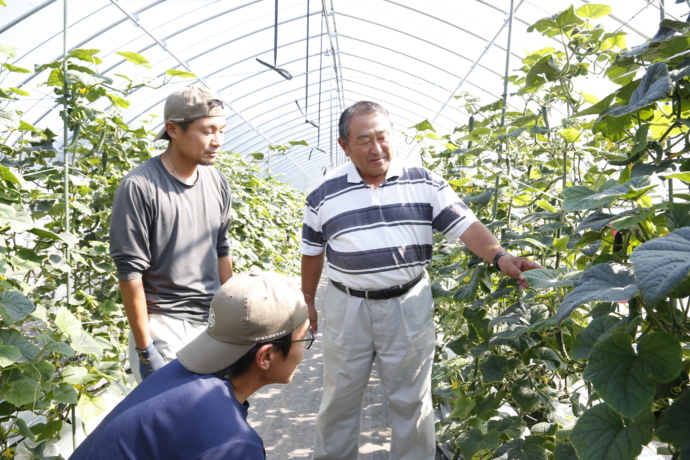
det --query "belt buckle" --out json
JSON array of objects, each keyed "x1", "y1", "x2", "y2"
[
  {"x1": 365, "y1": 289, "x2": 369, "y2": 300},
  {"x1": 345, "y1": 286, "x2": 351, "y2": 296}
]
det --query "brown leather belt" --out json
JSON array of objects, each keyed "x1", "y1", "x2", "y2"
[{"x1": 331, "y1": 273, "x2": 424, "y2": 300}]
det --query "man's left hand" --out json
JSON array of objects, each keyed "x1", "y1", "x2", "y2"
[{"x1": 497, "y1": 256, "x2": 543, "y2": 290}]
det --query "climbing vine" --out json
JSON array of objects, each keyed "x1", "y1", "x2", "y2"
[
  {"x1": 0, "y1": 44, "x2": 303, "y2": 458},
  {"x1": 423, "y1": 5, "x2": 690, "y2": 460}
]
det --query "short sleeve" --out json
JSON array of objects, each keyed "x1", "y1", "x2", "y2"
[
  {"x1": 109, "y1": 177, "x2": 153, "y2": 280},
  {"x1": 429, "y1": 172, "x2": 478, "y2": 243}
]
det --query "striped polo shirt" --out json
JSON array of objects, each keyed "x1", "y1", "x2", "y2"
[{"x1": 299, "y1": 157, "x2": 478, "y2": 290}]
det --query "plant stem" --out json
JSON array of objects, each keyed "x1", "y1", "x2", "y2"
[{"x1": 641, "y1": 300, "x2": 670, "y2": 334}]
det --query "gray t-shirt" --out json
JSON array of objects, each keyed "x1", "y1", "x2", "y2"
[{"x1": 109, "y1": 156, "x2": 232, "y2": 322}]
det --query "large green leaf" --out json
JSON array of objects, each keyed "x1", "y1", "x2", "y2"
[
  {"x1": 575, "y1": 4, "x2": 611, "y2": 19},
  {"x1": 525, "y1": 347, "x2": 562, "y2": 370},
  {"x1": 527, "y1": 17, "x2": 559, "y2": 36},
  {"x1": 0, "y1": 164, "x2": 27, "y2": 187},
  {"x1": 572, "y1": 92, "x2": 616, "y2": 117},
  {"x1": 0, "y1": 344, "x2": 21, "y2": 367},
  {"x1": 36, "y1": 334, "x2": 75, "y2": 357},
  {"x1": 0, "y1": 44, "x2": 17, "y2": 59},
  {"x1": 0, "y1": 203, "x2": 34, "y2": 233},
  {"x1": 621, "y1": 20, "x2": 688, "y2": 57},
  {"x1": 61, "y1": 365, "x2": 98, "y2": 385},
  {"x1": 116, "y1": 51, "x2": 149, "y2": 66},
  {"x1": 603, "y1": 63, "x2": 672, "y2": 117},
  {"x1": 556, "y1": 263, "x2": 638, "y2": 322},
  {"x1": 77, "y1": 393, "x2": 108, "y2": 426},
  {"x1": 0, "y1": 290, "x2": 35, "y2": 324},
  {"x1": 489, "y1": 302, "x2": 549, "y2": 327},
  {"x1": 493, "y1": 438, "x2": 549, "y2": 460},
  {"x1": 0, "y1": 109, "x2": 20, "y2": 129},
  {"x1": 570, "y1": 404, "x2": 654, "y2": 460},
  {"x1": 166, "y1": 69, "x2": 196, "y2": 78},
  {"x1": 610, "y1": 209, "x2": 655, "y2": 231},
  {"x1": 571, "y1": 315, "x2": 620, "y2": 360},
  {"x1": 52, "y1": 382, "x2": 79, "y2": 405},
  {"x1": 511, "y1": 379, "x2": 555, "y2": 413},
  {"x1": 67, "y1": 48, "x2": 102, "y2": 64},
  {"x1": 70, "y1": 330, "x2": 104, "y2": 357},
  {"x1": 519, "y1": 268, "x2": 580, "y2": 289},
  {"x1": 554, "y1": 443, "x2": 578, "y2": 460},
  {"x1": 2, "y1": 379, "x2": 41, "y2": 407},
  {"x1": 656, "y1": 390, "x2": 690, "y2": 451},
  {"x1": 555, "y1": 5, "x2": 584, "y2": 28},
  {"x1": 488, "y1": 416, "x2": 525, "y2": 439},
  {"x1": 630, "y1": 227, "x2": 690, "y2": 305},
  {"x1": 29, "y1": 228, "x2": 80, "y2": 247},
  {"x1": 430, "y1": 276, "x2": 459, "y2": 299},
  {"x1": 411, "y1": 120, "x2": 435, "y2": 132},
  {"x1": 480, "y1": 354, "x2": 509, "y2": 383},
  {"x1": 562, "y1": 177, "x2": 649, "y2": 212},
  {"x1": 22, "y1": 360, "x2": 55, "y2": 382},
  {"x1": 576, "y1": 210, "x2": 616, "y2": 232},
  {"x1": 66, "y1": 69, "x2": 108, "y2": 87},
  {"x1": 456, "y1": 428, "x2": 499, "y2": 459},
  {"x1": 525, "y1": 56, "x2": 562, "y2": 88},
  {"x1": 15, "y1": 418, "x2": 34, "y2": 442},
  {"x1": 2, "y1": 63, "x2": 31, "y2": 74},
  {"x1": 476, "y1": 389, "x2": 506, "y2": 415},
  {"x1": 449, "y1": 395, "x2": 476, "y2": 419},
  {"x1": 583, "y1": 332, "x2": 682, "y2": 418},
  {"x1": 54, "y1": 307, "x2": 82, "y2": 337},
  {"x1": 0, "y1": 329, "x2": 40, "y2": 361}
]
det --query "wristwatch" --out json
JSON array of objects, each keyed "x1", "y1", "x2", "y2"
[{"x1": 492, "y1": 252, "x2": 512, "y2": 271}]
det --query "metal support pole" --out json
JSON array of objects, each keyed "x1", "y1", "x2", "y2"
[
  {"x1": 492, "y1": 0, "x2": 514, "y2": 220},
  {"x1": 499, "y1": 0, "x2": 514, "y2": 133},
  {"x1": 62, "y1": 0, "x2": 75, "y2": 449},
  {"x1": 62, "y1": 0, "x2": 72, "y2": 306}
]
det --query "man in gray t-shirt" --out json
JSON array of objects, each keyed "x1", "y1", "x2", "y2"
[{"x1": 110, "y1": 85, "x2": 233, "y2": 382}]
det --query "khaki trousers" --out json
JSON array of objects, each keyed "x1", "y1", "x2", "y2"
[
  {"x1": 128, "y1": 313, "x2": 206, "y2": 383},
  {"x1": 313, "y1": 274, "x2": 436, "y2": 460}
]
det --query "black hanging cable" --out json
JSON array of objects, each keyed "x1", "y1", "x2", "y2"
[
  {"x1": 256, "y1": 0, "x2": 292, "y2": 80},
  {"x1": 297, "y1": 0, "x2": 320, "y2": 139},
  {"x1": 319, "y1": 5, "x2": 333, "y2": 169},
  {"x1": 317, "y1": 4, "x2": 324, "y2": 155},
  {"x1": 305, "y1": 0, "x2": 310, "y2": 113},
  {"x1": 274, "y1": 0, "x2": 278, "y2": 67}
]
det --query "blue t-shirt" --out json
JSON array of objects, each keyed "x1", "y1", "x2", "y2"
[{"x1": 70, "y1": 360, "x2": 265, "y2": 459}]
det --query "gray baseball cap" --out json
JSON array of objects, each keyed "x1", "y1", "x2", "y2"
[
  {"x1": 177, "y1": 271, "x2": 308, "y2": 374},
  {"x1": 154, "y1": 85, "x2": 228, "y2": 141}
]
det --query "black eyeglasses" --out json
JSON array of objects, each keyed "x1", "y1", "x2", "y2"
[
  {"x1": 290, "y1": 328, "x2": 315, "y2": 349},
  {"x1": 208, "y1": 99, "x2": 225, "y2": 110}
]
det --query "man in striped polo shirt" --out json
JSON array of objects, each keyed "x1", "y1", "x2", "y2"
[{"x1": 300, "y1": 101, "x2": 541, "y2": 460}]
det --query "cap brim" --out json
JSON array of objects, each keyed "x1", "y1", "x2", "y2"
[
  {"x1": 154, "y1": 125, "x2": 170, "y2": 141},
  {"x1": 177, "y1": 329, "x2": 254, "y2": 374}
]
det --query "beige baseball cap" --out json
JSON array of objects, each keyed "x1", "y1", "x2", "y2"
[
  {"x1": 154, "y1": 85, "x2": 228, "y2": 141},
  {"x1": 177, "y1": 271, "x2": 308, "y2": 374}
]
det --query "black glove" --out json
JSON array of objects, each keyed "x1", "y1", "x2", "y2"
[{"x1": 135, "y1": 342, "x2": 165, "y2": 380}]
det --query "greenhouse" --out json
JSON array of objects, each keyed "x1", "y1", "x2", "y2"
[{"x1": 1, "y1": 0, "x2": 690, "y2": 458}]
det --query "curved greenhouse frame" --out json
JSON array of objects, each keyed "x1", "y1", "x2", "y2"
[{"x1": 1, "y1": 1, "x2": 689, "y2": 459}]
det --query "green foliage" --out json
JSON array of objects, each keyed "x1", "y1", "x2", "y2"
[
  {"x1": 0, "y1": 45, "x2": 304, "y2": 457},
  {"x1": 428, "y1": 5, "x2": 690, "y2": 459},
  {"x1": 217, "y1": 153, "x2": 304, "y2": 275}
]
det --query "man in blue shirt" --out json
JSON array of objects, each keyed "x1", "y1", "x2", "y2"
[{"x1": 70, "y1": 271, "x2": 313, "y2": 460}]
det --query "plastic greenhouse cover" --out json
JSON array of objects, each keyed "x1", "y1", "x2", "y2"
[{"x1": 0, "y1": 0, "x2": 686, "y2": 190}]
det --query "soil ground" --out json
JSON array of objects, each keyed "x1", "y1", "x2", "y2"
[{"x1": 247, "y1": 275, "x2": 394, "y2": 459}]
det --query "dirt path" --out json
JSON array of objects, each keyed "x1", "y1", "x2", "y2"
[{"x1": 247, "y1": 275, "x2": 392, "y2": 459}]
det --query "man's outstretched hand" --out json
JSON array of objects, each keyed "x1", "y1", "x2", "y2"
[{"x1": 497, "y1": 256, "x2": 543, "y2": 290}]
